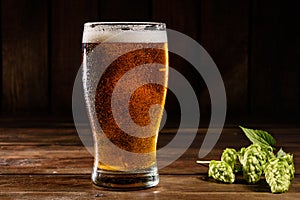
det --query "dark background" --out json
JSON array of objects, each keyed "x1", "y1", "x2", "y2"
[{"x1": 1, "y1": 0, "x2": 300, "y2": 124}]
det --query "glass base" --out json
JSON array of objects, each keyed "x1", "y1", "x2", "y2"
[{"x1": 92, "y1": 168, "x2": 159, "y2": 190}]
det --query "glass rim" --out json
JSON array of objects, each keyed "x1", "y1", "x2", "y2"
[{"x1": 84, "y1": 22, "x2": 166, "y2": 31}]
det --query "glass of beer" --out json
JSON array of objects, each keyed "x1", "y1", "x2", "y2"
[{"x1": 82, "y1": 22, "x2": 168, "y2": 189}]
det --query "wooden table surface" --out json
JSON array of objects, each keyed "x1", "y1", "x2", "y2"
[{"x1": 0, "y1": 120, "x2": 299, "y2": 199}]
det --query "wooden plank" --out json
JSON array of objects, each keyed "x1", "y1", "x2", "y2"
[
  {"x1": 0, "y1": 117, "x2": 74, "y2": 128},
  {"x1": 152, "y1": 0, "x2": 199, "y2": 40},
  {"x1": 1, "y1": 144, "x2": 298, "y2": 175},
  {"x1": 1, "y1": 126, "x2": 300, "y2": 147},
  {"x1": 0, "y1": 144, "x2": 205, "y2": 175},
  {"x1": 0, "y1": 175, "x2": 299, "y2": 199},
  {"x1": 0, "y1": 0, "x2": 2, "y2": 112},
  {"x1": 1, "y1": 0, "x2": 48, "y2": 113},
  {"x1": 200, "y1": 0, "x2": 249, "y2": 116},
  {"x1": 250, "y1": 0, "x2": 300, "y2": 117},
  {"x1": 0, "y1": 127, "x2": 299, "y2": 175},
  {"x1": 0, "y1": 127, "x2": 81, "y2": 145},
  {"x1": 1, "y1": 193, "x2": 299, "y2": 200},
  {"x1": 152, "y1": 0, "x2": 204, "y2": 119},
  {"x1": 0, "y1": 126, "x2": 299, "y2": 198},
  {"x1": 51, "y1": 0, "x2": 99, "y2": 115},
  {"x1": 0, "y1": 145, "x2": 92, "y2": 175},
  {"x1": 100, "y1": 0, "x2": 151, "y2": 21}
]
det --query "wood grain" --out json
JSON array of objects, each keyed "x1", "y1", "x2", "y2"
[
  {"x1": 0, "y1": 127, "x2": 299, "y2": 175},
  {"x1": 1, "y1": 0, "x2": 48, "y2": 113},
  {"x1": 0, "y1": 0, "x2": 299, "y2": 119},
  {"x1": 152, "y1": 0, "x2": 199, "y2": 40},
  {"x1": 250, "y1": 0, "x2": 300, "y2": 116},
  {"x1": 0, "y1": 145, "x2": 92, "y2": 175},
  {"x1": 0, "y1": 124, "x2": 299, "y2": 199},
  {"x1": 100, "y1": 0, "x2": 151, "y2": 21},
  {"x1": 0, "y1": 127, "x2": 81, "y2": 145},
  {"x1": 152, "y1": 0, "x2": 206, "y2": 119},
  {"x1": 51, "y1": 0, "x2": 99, "y2": 115},
  {"x1": 0, "y1": 175, "x2": 299, "y2": 200},
  {"x1": 200, "y1": 0, "x2": 249, "y2": 115}
]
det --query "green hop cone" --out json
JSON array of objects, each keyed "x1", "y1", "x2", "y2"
[
  {"x1": 264, "y1": 157, "x2": 292, "y2": 193},
  {"x1": 242, "y1": 155, "x2": 263, "y2": 183},
  {"x1": 221, "y1": 148, "x2": 238, "y2": 170},
  {"x1": 208, "y1": 160, "x2": 235, "y2": 184},
  {"x1": 241, "y1": 144, "x2": 268, "y2": 167},
  {"x1": 276, "y1": 148, "x2": 295, "y2": 180},
  {"x1": 239, "y1": 144, "x2": 269, "y2": 183}
]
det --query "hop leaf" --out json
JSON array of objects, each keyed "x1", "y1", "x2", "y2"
[
  {"x1": 239, "y1": 126, "x2": 276, "y2": 150},
  {"x1": 265, "y1": 157, "x2": 292, "y2": 193},
  {"x1": 208, "y1": 160, "x2": 235, "y2": 184}
]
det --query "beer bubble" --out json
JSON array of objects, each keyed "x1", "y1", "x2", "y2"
[{"x1": 73, "y1": 27, "x2": 227, "y2": 170}]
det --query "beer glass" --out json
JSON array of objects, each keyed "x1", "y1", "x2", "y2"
[{"x1": 82, "y1": 22, "x2": 168, "y2": 189}]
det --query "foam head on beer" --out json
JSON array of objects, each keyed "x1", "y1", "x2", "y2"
[{"x1": 82, "y1": 22, "x2": 167, "y2": 43}]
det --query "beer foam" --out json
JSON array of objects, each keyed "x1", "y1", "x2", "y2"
[{"x1": 82, "y1": 23, "x2": 167, "y2": 43}]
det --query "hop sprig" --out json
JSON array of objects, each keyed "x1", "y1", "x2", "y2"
[
  {"x1": 208, "y1": 160, "x2": 235, "y2": 183},
  {"x1": 200, "y1": 126, "x2": 295, "y2": 194}
]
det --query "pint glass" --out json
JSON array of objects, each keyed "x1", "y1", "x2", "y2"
[{"x1": 82, "y1": 22, "x2": 168, "y2": 189}]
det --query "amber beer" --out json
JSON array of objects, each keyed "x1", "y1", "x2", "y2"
[{"x1": 82, "y1": 23, "x2": 168, "y2": 189}]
